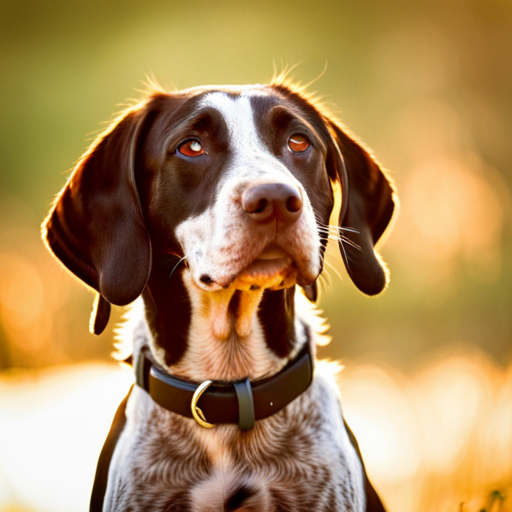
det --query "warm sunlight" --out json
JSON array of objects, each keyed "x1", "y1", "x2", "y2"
[
  {"x1": 338, "y1": 350, "x2": 512, "y2": 512},
  {"x1": 1, "y1": 1, "x2": 511, "y2": 510},
  {"x1": 1, "y1": 352, "x2": 510, "y2": 512},
  {"x1": 0, "y1": 363, "x2": 133, "y2": 512}
]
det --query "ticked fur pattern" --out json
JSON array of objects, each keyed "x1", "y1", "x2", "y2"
[{"x1": 108, "y1": 297, "x2": 365, "y2": 512}]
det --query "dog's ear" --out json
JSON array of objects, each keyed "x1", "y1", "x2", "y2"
[
  {"x1": 325, "y1": 120, "x2": 397, "y2": 295},
  {"x1": 42, "y1": 103, "x2": 154, "y2": 334}
]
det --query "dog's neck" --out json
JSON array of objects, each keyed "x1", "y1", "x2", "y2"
[{"x1": 140, "y1": 254, "x2": 301, "y2": 382}]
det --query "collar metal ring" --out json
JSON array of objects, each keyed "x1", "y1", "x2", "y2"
[{"x1": 191, "y1": 380, "x2": 215, "y2": 428}]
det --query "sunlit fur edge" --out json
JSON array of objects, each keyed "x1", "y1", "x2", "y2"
[
  {"x1": 39, "y1": 101, "x2": 150, "y2": 322},
  {"x1": 294, "y1": 288, "x2": 332, "y2": 348},
  {"x1": 270, "y1": 74, "x2": 399, "y2": 296},
  {"x1": 42, "y1": 77, "x2": 397, "y2": 354},
  {"x1": 112, "y1": 298, "x2": 146, "y2": 362}
]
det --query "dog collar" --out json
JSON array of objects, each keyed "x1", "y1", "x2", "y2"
[{"x1": 135, "y1": 341, "x2": 314, "y2": 430}]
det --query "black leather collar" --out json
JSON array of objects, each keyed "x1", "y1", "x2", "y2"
[{"x1": 135, "y1": 339, "x2": 314, "y2": 430}]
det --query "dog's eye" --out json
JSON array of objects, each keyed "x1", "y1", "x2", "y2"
[
  {"x1": 288, "y1": 135, "x2": 310, "y2": 153},
  {"x1": 177, "y1": 140, "x2": 206, "y2": 157}
]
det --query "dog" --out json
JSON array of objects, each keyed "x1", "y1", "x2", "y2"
[{"x1": 42, "y1": 79, "x2": 397, "y2": 512}]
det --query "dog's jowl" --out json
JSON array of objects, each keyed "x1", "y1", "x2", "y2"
[{"x1": 42, "y1": 81, "x2": 397, "y2": 512}]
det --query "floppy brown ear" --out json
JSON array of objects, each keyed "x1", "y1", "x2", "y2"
[
  {"x1": 42, "y1": 104, "x2": 153, "y2": 334},
  {"x1": 326, "y1": 121, "x2": 397, "y2": 296}
]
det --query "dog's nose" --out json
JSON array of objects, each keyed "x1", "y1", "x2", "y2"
[{"x1": 242, "y1": 183, "x2": 303, "y2": 224}]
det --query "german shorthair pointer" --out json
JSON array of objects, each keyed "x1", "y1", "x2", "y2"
[{"x1": 42, "y1": 81, "x2": 397, "y2": 512}]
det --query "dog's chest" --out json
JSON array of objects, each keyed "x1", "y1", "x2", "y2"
[{"x1": 104, "y1": 376, "x2": 365, "y2": 512}]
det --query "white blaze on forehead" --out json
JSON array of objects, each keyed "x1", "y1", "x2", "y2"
[
  {"x1": 198, "y1": 92, "x2": 267, "y2": 160},
  {"x1": 197, "y1": 91, "x2": 304, "y2": 187},
  {"x1": 174, "y1": 90, "x2": 322, "y2": 296}
]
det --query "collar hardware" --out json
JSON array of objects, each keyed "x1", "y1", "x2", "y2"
[
  {"x1": 135, "y1": 332, "x2": 313, "y2": 430},
  {"x1": 191, "y1": 380, "x2": 215, "y2": 429},
  {"x1": 233, "y1": 378, "x2": 255, "y2": 430}
]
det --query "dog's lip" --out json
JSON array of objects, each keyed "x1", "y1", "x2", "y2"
[
  {"x1": 239, "y1": 257, "x2": 293, "y2": 279},
  {"x1": 240, "y1": 243, "x2": 293, "y2": 280},
  {"x1": 255, "y1": 243, "x2": 289, "y2": 261},
  {"x1": 196, "y1": 244, "x2": 316, "y2": 291},
  {"x1": 227, "y1": 243, "x2": 296, "y2": 290},
  {"x1": 229, "y1": 256, "x2": 296, "y2": 291}
]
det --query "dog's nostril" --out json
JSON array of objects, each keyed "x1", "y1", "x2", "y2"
[
  {"x1": 286, "y1": 196, "x2": 302, "y2": 213},
  {"x1": 253, "y1": 198, "x2": 268, "y2": 214},
  {"x1": 200, "y1": 274, "x2": 214, "y2": 285},
  {"x1": 242, "y1": 182, "x2": 302, "y2": 224}
]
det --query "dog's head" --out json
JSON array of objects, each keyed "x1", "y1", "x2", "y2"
[{"x1": 42, "y1": 82, "x2": 397, "y2": 334}]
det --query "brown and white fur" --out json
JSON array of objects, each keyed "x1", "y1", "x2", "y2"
[{"x1": 42, "y1": 80, "x2": 397, "y2": 512}]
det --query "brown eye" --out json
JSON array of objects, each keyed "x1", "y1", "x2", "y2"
[
  {"x1": 288, "y1": 134, "x2": 310, "y2": 153},
  {"x1": 178, "y1": 140, "x2": 206, "y2": 157}
]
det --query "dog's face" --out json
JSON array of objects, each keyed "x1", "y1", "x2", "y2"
[
  {"x1": 139, "y1": 86, "x2": 334, "y2": 294},
  {"x1": 42, "y1": 83, "x2": 396, "y2": 334}
]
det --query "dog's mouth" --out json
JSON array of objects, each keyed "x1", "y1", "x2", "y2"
[
  {"x1": 229, "y1": 243, "x2": 298, "y2": 291},
  {"x1": 192, "y1": 241, "x2": 318, "y2": 292}
]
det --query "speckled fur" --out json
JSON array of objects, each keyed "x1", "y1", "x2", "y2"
[{"x1": 106, "y1": 297, "x2": 364, "y2": 512}]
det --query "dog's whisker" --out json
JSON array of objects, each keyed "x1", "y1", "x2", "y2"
[
  {"x1": 170, "y1": 256, "x2": 188, "y2": 279},
  {"x1": 339, "y1": 227, "x2": 360, "y2": 234},
  {"x1": 324, "y1": 259, "x2": 343, "y2": 283},
  {"x1": 320, "y1": 266, "x2": 332, "y2": 288},
  {"x1": 316, "y1": 221, "x2": 360, "y2": 238},
  {"x1": 326, "y1": 224, "x2": 360, "y2": 235},
  {"x1": 338, "y1": 238, "x2": 351, "y2": 272},
  {"x1": 318, "y1": 272, "x2": 329, "y2": 295},
  {"x1": 327, "y1": 234, "x2": 362, "y2": 252},
  {"x1": 339, "y1": 236, "x2": 362, "y2": 252}
]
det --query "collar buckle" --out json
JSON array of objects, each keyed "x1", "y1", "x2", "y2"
[
  {"x1": 191, "y1": 380, "x2": 215, "y2": 428},
  {"x1": 191, "y1": 377, "x2": 256, "y2": 430},
  {"x1": 136, "y1": 332, "x2": 313, "y2": 430}
]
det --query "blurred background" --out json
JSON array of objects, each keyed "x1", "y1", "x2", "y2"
[{"x1": 0, "y1": 0, "x2": 511, "y2": 510}]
